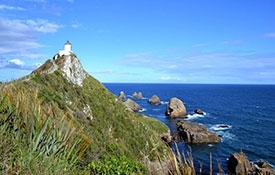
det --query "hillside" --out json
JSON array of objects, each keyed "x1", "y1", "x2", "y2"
[{"x1": 0, "y1": 53, "x2": 170, "y2": 174}]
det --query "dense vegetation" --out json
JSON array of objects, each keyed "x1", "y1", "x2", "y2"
[{"x1": 0, "y1": 70, "x2": 171, "y2": 174}]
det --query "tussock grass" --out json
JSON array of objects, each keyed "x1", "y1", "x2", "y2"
[
  {"x1": 0, "y1": 87, "x2": 90, "y2": 174},
  {"x1": 0, "y1": 72, "x2": 170, "y2": 174}
]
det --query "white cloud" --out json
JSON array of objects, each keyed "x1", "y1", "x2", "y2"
[
  {"x1": 221, "y1": 39, "x2": 243, "y2": 45},
  {"x1": 71, "y1": 24, "x2": 79, "y2": 28},
  {"x1": 0, "y1": 17, "x2": 61, "y2": 57},
  {"x1": 22, "y1": 0, "x2": 46, "y2": 2},
  {"x1": 91, "y1": 70, "x2": 140, "y2": 76},
  {"x1": 118, "y1": 50, "x2": 275, "y2": 84},
  {"x1": 0, "y1": 4, "x2": 25, "y2": 11},
  {"x1": 160, "y1": 76, "x2": 181, "y2": 81},
  {"x1": 9, "y1": 59, "x2": 24, "y2": 66},
  {"x1": 0, "y1": 58, "x2": 39, "y2": 70},
  {"x1": 26, "y1": 19, "x2": 61, "y2": 33}
]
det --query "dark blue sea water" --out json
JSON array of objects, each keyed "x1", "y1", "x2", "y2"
[{"x1": 104, "y1": 83, "x2": 275, "y2": 173}]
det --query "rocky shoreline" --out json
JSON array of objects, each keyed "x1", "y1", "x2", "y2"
[{"x1": 117, "y1": 90, "x2": 275, "y2": 175}]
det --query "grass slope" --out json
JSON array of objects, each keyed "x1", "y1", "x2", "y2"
[{"x1": 0, "y1": 69, "x2": 169, "y2": 174}]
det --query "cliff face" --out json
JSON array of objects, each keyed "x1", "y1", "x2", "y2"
[
  {"x1": 0, "y1": 53, "x2": 169, "y2": 174},
  {"x1": 32, "y1": 53, "x2": 88, "y2": 87}
]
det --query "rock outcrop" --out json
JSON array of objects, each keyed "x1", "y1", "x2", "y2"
[
  {"x1": 161, "y1": 132, "x2": 173, "y2": 143},
  {"x1": 175, "y1": 120, "x2": 221, "y2": 143},
  {"x1": 118, "y1": 91, "x2": 126, "y2": 101},
  {"x1": 32, "y1": 54, "x2": 88, "y2": 87},
  {"x1": 132, "y1": 92, "x2": 143, "y2": 99},
  {"x1": 228, "y1": 152, "x2": 275, "y2": 175},
  {"x1": 165, "y1": 97, "x2": 187, "y2": 118},
  {"x1": 56, "y1": 54, "x2": 88, "y2": 87},
  {"x1": 194, "y1": 108, "x2": 204, "y2": 115},
  {"x1": 124, "y1": 99, "x2": 142, "y2": 112},
  {"x1": 228, "y1": 152, "x2": 251, "y2": 175},
  {"x1": 148, "y1": 95, "x2": 161, "y2": 105}
]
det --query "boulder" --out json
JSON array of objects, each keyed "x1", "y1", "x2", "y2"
[
  {"x1": 124, "y1": 98, "x2": 142, "y2": 112},
  {"x1": 165, "y1": 97, "x2": 187, "y2": 118},
  {"x1": 161, "y1": 132, "x2": 173, "y2": 143},
  {"x1": 118, "y1": 91, "x2": 126, "y2": 101},
  {"x1": 148, "y1": 95, "x2": 161, "y2": 105},
  {"x1": 175, "y1": 120, "x2": 221, "y2": 143},
  {"x1": 194, "y1": 108, "x2": 204, "y2": 115},
  {"x1": 228, "y1": 152, "x2": 275, "y2": 175},
  {"x1": 132, "y1": 92, "x2": 143, "y2": 99},
  {"x1": 228, "y1": 152, "x2": 251, "y2": 175},
  {"x1": 252, "y1": 160, "x2": 275, "y2": 175}
]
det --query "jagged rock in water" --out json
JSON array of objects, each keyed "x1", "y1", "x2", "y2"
[
  {"x1": 228, "y1": 152, "x2": 275, "y2": 175},
  {"x1": 148, "y1": 95, "x2": 161, "y2": 105},
  {"x1": 175, "y1": 120, "x2": 221, "y2": 143},
  {"x1": 161, "y1": 132, "x2": 173, "y2": 143},
  {"x1": 132, "y1": 92, "x2": 143, "y2": 99},
  {"x1": 118, "y1": 91, "x2": 126, "y2": 101},
  {"x1": 124, "y1": 98, "x2": 142, "y2": 112},
  {"x1": 194, "y1": 108, "x2": 204, "y2": 115},
  {"x1": 165, "y1": 97, "x2": 187, "y2": 118},
  {"x1": 228, "y1": 152, "x2": 251, "y2": 175}
]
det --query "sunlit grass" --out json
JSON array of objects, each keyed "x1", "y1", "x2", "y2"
[{"x1": 0, "y1": 71, "x2": 170, "y2": 174}]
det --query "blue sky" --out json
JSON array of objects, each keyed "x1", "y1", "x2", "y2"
[{"x1": 0, "y1": 0, "x2": 275, "y2": 84}]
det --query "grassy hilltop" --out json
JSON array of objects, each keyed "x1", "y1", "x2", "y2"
[{"x1": 0, "y1": 54, "x2": 171, "y2": 174}]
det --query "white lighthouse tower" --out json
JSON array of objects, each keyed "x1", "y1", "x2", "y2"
[{"x1": 59, "y1": 40, "x2": 72, "y2": 56}]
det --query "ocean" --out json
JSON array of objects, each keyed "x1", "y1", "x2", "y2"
[{"x1": 104, "y1": 83, "x2": 275, "y2": 173}]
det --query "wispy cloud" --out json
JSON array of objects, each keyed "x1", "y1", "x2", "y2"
[
  {"x1": 91, "y1": 70, "x2": 140, "y2": 76},
  {"x1": 264, "y1": 32, "x2": 275, "y2": 38},
  {"x1": 221, "y1": 39, "x2": 243, "y2": 45},
  {"x1": 22, "y1": 0, "x2": 46, "y2": 2},
  {"x1": 160, "y1": 76, "x2": 181, "y2": 81},
  {"x1": 0, "y1": 4, "x2": 25, "y2": 11},
  {"x1": 26, "y1": 19, "x2": 62, "y2": 33},
  {"x1": 118, "y1": 50, "x2": 275, "y2": 84},
  {"x1": 0, "y1": 17, "x2": 61, "y2": 57}
]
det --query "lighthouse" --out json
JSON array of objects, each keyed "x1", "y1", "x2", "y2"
[{"x1": 59, "y1": 40, "x2": 72, "y2": 56}]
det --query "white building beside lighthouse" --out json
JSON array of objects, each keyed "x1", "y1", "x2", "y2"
[{"x1": 59, "y1": 40, "x2": 72, "y2": 56}]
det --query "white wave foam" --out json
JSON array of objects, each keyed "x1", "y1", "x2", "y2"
[
  {"x1": 186, "y1": 113, "x2": 205, "y2": 120},
  {"x1": 152, "y1": 108, "x2": 161, "y2": 111},
  {"x1": 139, "y1": 108, "x2": 147, "y2": 112},
  {"x1": 218, "y1": 131, "x2": 236, "y2": 142},
  {"x1": 160, "y1": 101, "x2": 168, "y2": 104},
  {"x1": 210, "y1": 124, "x2": 232, "y2": 131}
]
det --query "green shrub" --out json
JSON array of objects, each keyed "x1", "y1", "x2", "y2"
[{"x1": 88, "y1": 155, "x2": 148, "y2": 175}]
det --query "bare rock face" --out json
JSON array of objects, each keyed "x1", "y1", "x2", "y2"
[
  {"x1": 176, "y1": 120, "x2": 221, "y2": 143},
  {"x1": 228, "y1": 152, "x2": 251, "y2": 175},
  {"x1": 148, "y1": 95, "x2": 161, "y2": 105},
  {"x1": 118, "y1": 91, "x2": 126, "y2": 101},
  {"x1": 252, "y1": 160, "x2": 275, "y2": 175},
  {"x1": 228, "y1": 152, "x2": 275, "y2": 175},
  {"x1": 132, "y1": 92, "x2": 143, "y2": 99},
  {"x1": 165, "y1": 97, "x2": 187, "y2": 118},
  {"x1": 32, "y1": 54, "x2": 88, "y2": 87},
  {"x1": 59, "y1": 55, "x2": 88, "y2": 87},
  {"x1": 161, "y1": 132, "x2": 173, "y2": 143},
  {"x1": 124, "y1": 99, "x2": 142, "y2": 112}
]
